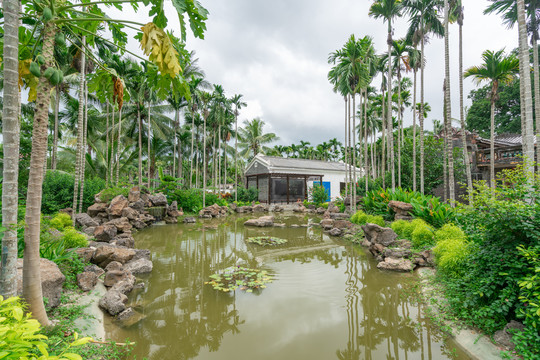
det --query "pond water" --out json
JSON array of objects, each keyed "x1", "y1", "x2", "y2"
[{"x1": 106, "y1": 213, "x2": 470, "y2": 360}]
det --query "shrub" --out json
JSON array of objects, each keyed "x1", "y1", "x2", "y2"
[
  {"x1": 62, "y1": 228, "x2": 88, "y2": 249},
  {"x1": 433, "y1": 237, "x2": 470, "y2": 275},
  {"x1": 50, "y1": 212, "x2": 73, "y2": 231},
  {"x1": 99, "y1": 186, "x2": 129, "y2": 203},
  {"x1": 365, "y1": 215, "x2": 385, "y2": 227},
  {"x1": 434, "y1": 224, "x2": 466, "y2": 243},
  {"x1": 351, "y1": 211, "x2": 385, "y2": 227},
  {"x1": 390, "y1": 219, "x2": 409, "y2": 238},
  {"x1": 309, "y1": 185, "x2": 328, "y2": 205},
  {"x1": 411, "y1": 223, "x2": 434, "y2": 249},
  {"x1": 402, "y1": 219, "x2": 428, "y2": 240},
  {"x1": 234, "y1": 186, "x2": 258, "y2": 203}
]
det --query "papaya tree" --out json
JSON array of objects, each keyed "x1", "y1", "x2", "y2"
[{"x1": 18, "y1": 0, "x2": 208, "y2": 325}]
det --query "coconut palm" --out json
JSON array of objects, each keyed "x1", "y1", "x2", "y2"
[
  {"x1": 231, "y1": 94, "x2": 247, "y2": 201},
  {"x1": 237, "y1": 118, "x2": 280, "y2": 159},
  {"x1": 443, "y1": 0, "x2": 456, "y2": 204},
  {"x1": 464, "y1": 49, "x2": 519, "y2": 188},
  {"x1": 370, "y1": 0, "x2": 402, "y2": 190}
]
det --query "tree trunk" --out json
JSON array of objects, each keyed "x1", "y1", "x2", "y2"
[
  {"x1": 364, "y1": 89, "x2": 368, "y2": 194},
  {"x1": 147, "y1": 104, "x2": 151, "y2": 189},
  {"x1": 51, "y1": 85, "x2": 60, "y2": 170},
  {"x1": 78, "y1": 81, "x2": 88, "y2": 214},
  {"x1": 381, "y1": 89, "x2": 386, "y2": 189},
  {"x1": 490, "y1": 97, "x2": 496, "y2": 189},
  {"x1": 444, "y1": 0, "x2": 455, "y2": 204},
  {"x1": 387, "y1": 21, "x2": 395, "y2": 190},
  {"x1": 533, "y1": 40, "x2": 540, "y2": 170},
  {"x1": 517, "y1": 0, "x2": 535, "y2": 175},
  {"x1": 397, "y1": 68, "x2": 402, "y2": 188},
  {"x1": 348, "y1": 94, "x2": 353, "y2": 212},
  {"x1": 413, "y1": 69, "x2": 418, "y2": 192},
  {"x1": 420, "y1": 18, "x2": 426, "y2": 194},
  {"x1": 203, "y1": 110, "x2": 208, "y2": 207},
  {"x1": 106, "y1": 100, "x2": 109, "y2": 186},
  {"x1": 116, "y1": 106, "x2": 122, "y2": 185},
  {"x1": 344, "y1": 97, "x2": 349, "y2": 205},
  {"x1": 23, "y1": 20, "x2": 56, "y2": 326},
  {"x1": 173, "y1": 109, "x2": 178, "y2": 177},
  {"x1": 111, "y1": 104, "x2": 115, "y2": 186},
  {"x1": 352, "y1": 93, "x2": 357, "y2": 208},
  {"x1": 72, "y1": 35, "x2": 86, "y2": 220},
  {"x1": 235, "y1": 110, "x2": 238, "y2": 201},
  {"x1": 459, "y1": 16, "x2": 473, "y2": 201},
  {"x1": 1, "y1": 0, "x2": 20, "y2": 297},
  {"x1": 190, "y1": 106, "x2": 195, "y2": 189},
  {"x1": 138, "y1": 107, "x2": 142, "y2": 189}
]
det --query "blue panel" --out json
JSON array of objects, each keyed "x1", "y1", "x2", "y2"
[{"x1": 313, "y1": 181, "x2": 331, "y2": 202}]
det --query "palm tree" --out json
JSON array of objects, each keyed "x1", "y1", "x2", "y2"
[
  {"x1": 464, "y1": 49, "x2": 519, "y2": 188},
  {"x1": 370, "y1": 0, "x2": 402, "y2": 191},
  {"x1": 237, "y1": 118, "x2": 280, "y2": 159},
  {"x1": 231, "y1": 94, "x2": 247, "y2": 201},
  {"x1": 403, "y1": 0, "x2": 444, "y2": 193},
  {"x1": 408, "y1": 46, "x2": 423, "y2": 191},
  {"x1": 1, "y1": 0, "x2": 20, "y2": 297},
  {"x1": 443, "y1": 0, "x2": 456, "y2": 204}
]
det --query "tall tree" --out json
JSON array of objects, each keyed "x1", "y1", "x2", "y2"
[
  {"x1": 231, "y1": 94, "x2": 247, "y2": 201},
  {"x1": 443, "y1": 0, "x2": 456, "y2": 204},
  {"x1": 237, "y1": 118, "x2": 280, "y2": 159}
]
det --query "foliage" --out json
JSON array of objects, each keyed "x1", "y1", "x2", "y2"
[
  {"x1": 205, "y1": 266, "x2": 273, "y2": 293},
  {"x1": 432, "y1": 237, "x2": 470, "y2": 276},
  {"x1": 49, "y1": 213, "x2": 73, "y2": 231},
  {"x1": 233, "y1": 186, "x2": 259, "y2": 203},
  {"x1": 410, "y1": 195, "x2": 455, "y2": 228},
  {"x1": 41, "y1": 171, "x2": 106, "y2": 214},
  {"x1": 98, "y1": 186, "x2": 129, "y2": 204},
  {"x1": 309, "y1": 185, "x2": 329, "y2": 205},
  {"x1": 39, "y1": 236, "x2": 73, "y2": 264},
  {"x1": 350, "y1": 210, "x2": 385, "y2": 227},
  {"x1": 516, "y1": 245, "x2": 540, "y2": 332},
  {"x1": 390, "y1": 219, "x2": 409, "y2": 238},
  {"x1": 61, "y1": 228, "x2": 88, "y2": 249},
  {"x1": 57, "y1": 255, "x2": 88, "y2": 291},
  {"x1": 0, "y1": 296, "x2": 90, "y2": 360},
  {"x1": 170, "y1": 188, "x2": 226, "y2": 213},
  {"x1": 247, "y1": 236, "x2": 288, "y2": 247},
  {"x1": 411, "y1": 223, "x2": 435, "y2": 249},
  {"x1": 401, "y1": 219, "x2": 427, "y2": 240}
]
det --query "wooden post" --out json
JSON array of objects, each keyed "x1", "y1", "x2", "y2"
[
  {"x1": 268, "y1": 175, "x2": 271, "y2": 204},
  {"x1": 286, "y1": 175, "x2": 290, "y2": 204},
  {"x1": 304, "y1": 176, "x2": 307, "y2": 201}
]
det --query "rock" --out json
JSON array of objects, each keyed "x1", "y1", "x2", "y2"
[
  {"x1": 229, "y1": 203, "x2": 238, "y2": 211},
  {"x1": 361, "y1": 223, "x2": 397, "y2": 247},
  {"x1": 105, "y1": 261, "x2": 123, "y2": 272},
  {"x1": 316, "y1": 207, "x2": 326, "y2": 214},
  {"x1": 94, "y1": 190, "x2": 105, "y2": 203},
  {"x1": 361, "y1": 239, "x2": 371, "y2": 247},
  {"x1": 128, "y1": 186, "x2": 140, "y2": 202},
  {"x1": 15, "y1": 258, "x2": 65, "y2": 309},
  {"x1": 333, "y1": 220, "x2": 353, "y2": 229},
  {"x1": 87, "y1": 202, "x2": 108, "y2": 217},
  {"x1": 75, "y1": 247, "x2": 96, "y2": 263},
  {"x1": 149, "y1": 193, "x2": 168, "y2": 207},
  {"x1": 104, "y1": 217, "x2": 132, "y2": 233},
  {"x1": 77, "y1": 272, "x2": 98, "y2": 292},
  {"x1": 84, "y1": 264, "x2": 105, "y2": 277},
  {"x1": 419, "y1": 250, "x2": 435, "y2": 266},
  {"x1": 99, "y1": 290, "x2": 128, "y2": 316},
  {"x1": 383, "y1": 248, "x2": 412, "y2": 259},
  {"x1": 94, "y1": 224, "x2": 117, "y2": 242},
  {"x1": 388, "y1": 200, "x2": 414, "y2": 221},
  {"x1": 236, "y1": 206, "x2": 253, "y2": 213},
  {"x1": 167, "y1": 201, "x2": 183, "y2": 217},
  {"x1": 329, "y1": 213, "x2": 350, "y2": 220},
  {"x1": 92, "y1": 245, "x2": 136, "y2": 268},
  {"x1": 82, "y1": 226, "x2": 96, "y2": 236},
  {"x1": 140, "y1": 193, "x2": 152, "y2": 207},
  {"x1": 124, "y1": 258, "x2": 153, "y2": 274},
  {"x1": 104, "y1": 269, "x2": 129, "y2": 287},
  {"x1": 369, "y1": 243, "x2": 385, "y2": 257},
  {"x1": 47, "y1": 228, "x2": 64, "y2": 241},
  {"x1": 108, "y1": 195, "x2": 129, "y2": 217},
  {"x1": 252, "y1": 204, "x2": 268, "y2": 213},
  {"x1": 121, "y1": 207, "x2": 140, "y2": 220},
  {"x1": 272, "y1": 205, "x2": 284, "y2": 212},
  {"x1": 307, "y1": 204, "x2": 316, "y2": 210},
  {"x1": 329, "y1": 227, "x2": 343, "y2": 236},
  {"x1": 293, "y1": 205, "x2": 306, "y2": 213},
  {"x1": 327, "y1": 204, "x2": 340, "y2": 213},
  {"x1": 320, "y1": 218, "x2": 335, "y2": 230},
  {"x1": 59, "y1": 208, "x2": 73, "y2": 218},
  {"x1": 111, "y1": 233, "x2": 135, "y2": 248},
  {"x1": 93, "y1": 213, "x2": 109, "y2": 225},
  {"x1": 75, "y1": 213, "x2": 99, "y2": 228},
  {"x1": 377, "y1": 257, "x2": 415, "y2": 272},
  {"x1": 110, "y1": 273, "x2": 136, "y2": 295},
  {"x1": 133, "y1": 249, "x2": 151, "y2": 261},
  {"x1": 183, "y1": 217, "x2": 196, "y2": 223},
  {"x1": 130, "y1": 199, "x2": 145, "y2": 212},
  {"x1": 164, "y1": 216, "x2": 178, "y2": 224},
  {"x1": 131, "y1": 219, "x2": 146, "y2": 230},
  {"x1": 244, "y1": 216, "x2": 274, "y2": 227},
  {"x1": 394, "y1": 239, "x2": 413, "y2": 249},
  {"x1": 116, "y1": 307, "x2": 146, "y2": 327},
  {"x1": 493, "y1": 321, "x2": 525, "y2": 350},
  {"x1": 274, "y1": 223, "x2": 286, "y2": 227}
]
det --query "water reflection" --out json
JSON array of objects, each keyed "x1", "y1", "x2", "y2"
[{"x1": 106, "y1": 214, "x2": 469, "y2": 360}]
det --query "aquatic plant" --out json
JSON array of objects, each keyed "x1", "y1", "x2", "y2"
[
  {"x1": 247, "y1": 236, "x2": 288, "y2": 246},
  {"x1": 205, "y1": 266, "x2": 273, "y2": 293}
]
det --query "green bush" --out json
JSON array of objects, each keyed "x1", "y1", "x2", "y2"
[
  {"x1": 351, "y1": 211, "x2": 385, "y2": 227},
  {"x1": 62, "y1": 228, "x2": 88, "y2": 249},
  {"x1": 0, "y1": 296, "x2": 90, "y2": 359},
  {"x1": 309, "y1": 185, "x2": 328, "y2": 205},
  {"x1": 433, "y1": 237, "x2": 470, "y2": 275},
  {"x1": 50, "y1": 212, "x2": 73, "y2": 231},
  {"x1": 434, "y1": 224, "x2": 466, "y2": 243},
  {"x1": 402, "y1": 219, "x2": 428, "y2": 240},
  {"x1": 234, "y1": 186, "x2": 258, "y2": 203},
  {"x1": 411, "y1": 223, "x2": 434, "y2": 249},
  {"x1": 390, "y1": 219, "x2": 409, "y2": 238},
  {"x1": 99, "y1": 186, "x2": 129, "y2": 203}
]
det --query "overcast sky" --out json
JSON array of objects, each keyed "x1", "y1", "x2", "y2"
[{"x1": 123, "y1": 0, "x2": 518, "y2": 147}]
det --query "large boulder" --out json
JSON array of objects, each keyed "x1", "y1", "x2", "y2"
[
  {"x1": 184, "y1": 217, "x2": 196, "y2": 223},
  {"x1": 104, "y1": 217, "x2": 132, "y2": 233},
  {"x1": 149, "y1": 193, "x2": 168, "y2": 207},
  {"x1": 104, "y1": 269, "x2": 131, "y2": 287},
  {"x1": 75, "y1": 247, "x2": 96, "y2": 263},
  {"x1": 121, "y1": 207, "x2": 140, "y2": 220},
  {"x1": 130, "y1": 199, "x2": 145, "y2": 212},
  {"x1": 362, "y1": 223, "x2": 397, "y2": 247},
  {"x1": 84, "y1": 264, "x2": 105, "y2": 277},
  {"x1": 244, "y1": 216, "x2": 274, "y2": 227},
  {"x1": 77, "y1": 271, "x2": 98, "y2": 292},
  {"x1": 327, "y1": 204, "x2": 340, "y2": 213},
  {"x1": 75, "y1": 213, "x2": 99, "y2": 228},
  {"x1": 272, "y1": 205, "x2": 284, "y2": 213},
  {"x1": 15, "y1": 258, "x2": 65, "y2": 308},
  {"x1": 293, "y1": 204, "x2": 306, "y2": 213},
  {"x1": 94, "y1": 224, "x2": 117, "y2": 242},
  {"x1": 111, "y1": 233, "x2": 135, "y2": 248},
  {"x1": 388, "y1": 200, "x2": 414, "y2": 220},
  {"x1": 329, "y1": 213, "x2": 349, "y2": 220},
  {"x1": 116, "y1": 307, "x2": 146, "y2": 328},
  {"x1": 383, "y1": 248, "x2": 412, "y2": 259},
  {"x1": 108, "y1": 195, "x2": 129, "y2": 217},
  {"x1": 333, "y1": 220, "x2": 353, "y2": 229},
  {"x1": 493, "y1": 321, "x2": 525, "y2": 350},
  {"x1": 124, "y1": 258, "x2": 153, "y2": 274},
  {"x1": 87, "y1": 202, "x2": 108, "y2": 217},
  {"x1": 236, "y1": 206, "x2": 252, "y2": 213},
  {"x1": 92, "y1": 245, "x2": 136, "y2": 268},
  {"x1": 99, "y1": 290, "x2": 127, "y2": 316},
  {"x1": 110, "y1": 272, "x2": 136, "y2": 295},
  {"x1": 320, "y1": 218, "x2": 335, "y2": 230},
  {"x1": 316, "y1": 207, "x2": 326, "y2": 215},
  {"x1": 167, "y1": 201, "x2": 183, "y2": 217},
  {"x1": 128, "y1": 186, "x2": 141, "y2": 203},
  {"x1": 377, "y1": 257, "x2": 415, "y2": 272},
  {"x1": 252, "y1": 204, "x2": 268, "y2": 213},
  {"x1": 328, "y1": 228, "x2": 343, "y2": 236}
]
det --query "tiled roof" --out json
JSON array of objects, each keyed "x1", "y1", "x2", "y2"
[{"x1": 254, "y1": 155, "x2": 359, "y2": 173}]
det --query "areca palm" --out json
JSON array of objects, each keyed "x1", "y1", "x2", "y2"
[
  {"x1": 443, "y1": 0, "x2": 456, "y2": 204},
  {"x1": 370, "y1": 0, "x2": 402, "y2": 190},
  {"x1": 231, "y1": 94, "x2": 247, "y2": 201},
  {"x1": 464, "y1": 49, "x2": 519, "y2": 188},
  {"x1": 237, "y1": 118, "x2": 279, "y2": 159}
]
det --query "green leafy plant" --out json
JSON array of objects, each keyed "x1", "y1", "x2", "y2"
[
  {"x1": 390, "y1": 219, "x2": 409, "y2": 238},
  {"x1": 402, "y1": 219, "x2": 428, "y2": 240},
  {"x1": 98, "y1": 186, "x2": 129, "y2": 203},
  {"x1": 233, "y1": 186, "x2": 259, "y2": 203},
  {"x1": 205, "y1": 266, "x2": 273, "y2": 293},
  {"x1": 410, "y1": 196, "x2": 455, "y2": 228},
  {"x1": 309, "y1": 184, "x2": 328, "y2": 206},
  {"x1": 411, "y1": 223, "x2": 435, "y2": 249},
  {"x1": 350, "y1": 210, "x2": 385, "y2": 227},
  {"x1": 50, "y1": 213, "x2": 72, "y2": 231},
  {"x1": 62, "y1": 228, "x2": 88, "y2": 249},
  {"x1": 247, "y1": 236, "x2": 288, "y2": 246}
]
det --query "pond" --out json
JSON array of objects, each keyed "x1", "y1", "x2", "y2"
[{"x1": 106, "y1": 213, "x2": 471, "y2": 360}]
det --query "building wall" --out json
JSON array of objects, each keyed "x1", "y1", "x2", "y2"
[{"x1": 307, "y1": 172, "x2": 346, "y2": 201}]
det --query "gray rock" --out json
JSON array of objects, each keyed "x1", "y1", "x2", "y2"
[
  {"x1": 293, "y1": 205, "x2": 306, "y2": 213},
  {"x1": 133, "y1": 249, "x2": 151, "y2": 261},
  {"x1": 128, "y1": 186, "x2": 141, "y2": 202},
  {"x1": 111, "y1": 233, "x2": 135, "y2": 248},
  {"x1": 493, "y1": 321, "x2": 525, "y2": 350},
  {"x1": 167, "y1": 201, "x2": 183, "y2": 217},
  {"x1": 75, "y1": 213, "x2": 99, "y2": 228},
  {"x1": 107, "y1": 195, "x2": 129, "y2": 217},
  {"x1": 272, "y1": 205, "x2": 284, "y2": 212},
  {"x1": 316, "y1": 207, "x2": 326, "y2": 214},
  {"x1": 328, "y1": 204, "x2": 340, "y2": 213},
  {"x1": 149, "y1": 193, "x2": 168, "y2": 207},
  {"x1": 110, "y1": 273, "x2": 136, "y2": 295},
  {"x1": 329, "y1": 212, "x2": 350, "y2": 220},
  {"x1": 252, "y1": 204, "x2": 268, "y2": 212},
  {"x1": 362, "y1": 223, "x2": 397, "y2": 247},
  {"x1": 15, "y1": 258, "x2": 65, "y2": 309},
  {"x1": 244, "y1": 216, "x2": 274, "y2": 227},
  {"x1": 183, "y1": 217, "x2": 196, "y2": 223},
  {"x1": 333, "y1": 220, "x2": 352, "y2": 229},
  {"x1": 94, "y1": 224, "x2": 117, "y2": 242},
  {"x1": 104, "y1": 217, "x2": 133, "y2": 233},
  {"x1": 328, "y1": 228, "x2": 343, "y2": 236},
  {"x1": 369, "y1": 243, "x2": 385, "y2": 257},
  {"x1": 121, "y1": 207, "x2": 139, "y2": 220},
  {"x1": 84, "y1": 264, "x2": 105, "y2": 277},
  {"x1": 75, "y1": 247, "x2": 96, "y2": 263},
  {"x1": 82, "y1": 226, "x2": 96, "y2": 236},
  {"x1": 361, "y1": 239, "x2": 371, "y2": 247},
  {"x1": 383, "y1": 248, "x2": 412, "y2": 259},
  {"x1": 99, "y1": 290, "x2": 128, "y2": 316},
  {"x1": 92, "y1": 245, "x2": 136, "y2": 268},
  {"x1": 105, "y1": 261, "x2": 123, "y2": 272},
  {"x1": 130, "y1": 199, "x2": 145, "y2": 212},
  {"x1": 124, "y1": 258, "x2": 153, "y2": 274},
  {"x1": 87, "y1": 202, "x2": 108, "y2": 217},
  {"x1": 77, "y1": 272, "x2": 98, "y2": 292},
  {"x1": 320, "y1": 218, "x2": 334, "y2": 230},
  {"x1": 377, "y1": 257, "x2": 415, "y2": 272},
  {"x1": 116, "y1": 307, "x2": 146, "y2": 328}
]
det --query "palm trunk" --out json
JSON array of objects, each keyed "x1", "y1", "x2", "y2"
[
  {"x1": 147, "y1": 104, "x2": 151, "y2": 189},
  {"x1": 78, "y1": 81, "x2": 88, "y2": 214},
  {"x1": 364, "y1": 90, "x2": 368, "y2": 194},
  {"x1": 51, "y1": 85, "x2": 60, "y2": 170},
  {"x1": 190, "y1": 105, "x2": 195, "y2": 188},
  {"x1": 203, "y1": 110, "x2": 208, "y2": 207},
  {"x1": 116, "y1": 106, "x2": 122, "y2": 185},
  {"x1": 352, "y1": 93, "x2": 357, "y2": 208},
  {"x1": 23, "y1": 20, "x2": 56, "y2": 326},
  {"x1": 387, "y1": 21, "x2": 395, "y2": 190},
  {"x1": 173, "y1": 109, "x2": 177, "y2": 177},
  {"x1": 72, "y1": 35, "x2": 86, "y2": 220},
  {"x1": 420, "y1": 17, "x2": 426, "y2": 194},
  {"x1": 348, "y1": 94, "x2": 353, "y2": 212},
  {"x1": 138, "y1": 107, "x2": 142, "y2": 189},
  {"x1": 517, "y1": 0, "x2": 535, "y2": 175},
  {"x1": 397, "y1": 68, "x2": 402, "y2": 188},
  {"x1": 235, "y1": 111, "x2": 238, "y2": 201},
  {"x1": 532, "y1": 38, "x2": 540, "y2": 170},
  {"x1": 444, "y1": 0, "x2": 455, "y2": 204},
  {"x1": 412, "y1": 69, "x2": 418, "y2": 192},
  {"x1": 111, "y1": 104, "x2": 115, "y2": 186},
  {"x1": 106, "y1": 100, "x2": 110, "y2": 186},
  {"x1": 1, "y1": 0, "x2": 20, "y2": 297},
  {"x1": 490, "y1": 97, "x2": 496, "y2": 189},
  {"x1": 443, "y1": 107, "x2": 448, "y2": 201},
  {"x1": 344, "y1": 96, "x2": 349, "y2": 204},
  {"x1": 381, "y1": 89, "x2": 386, "y2": 189},
  {"x1": 459, "y1": 16, "x2": 473, "y2": 201}
]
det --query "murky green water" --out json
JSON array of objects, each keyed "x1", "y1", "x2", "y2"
[{"x1": 106, "y1": 213, "x2": 470, "y2": 360}]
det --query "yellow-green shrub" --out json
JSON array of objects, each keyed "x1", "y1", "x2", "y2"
[
  {"x1": 411, "y1": 223, "x2": 435, "y2": 248},
  {"x1": 50, "y1": 212, "x2": 72, "y2": 231},
  {"x1": 402, "y1": 219, "x2": 428, "y2": 240},
  {"x1": 62, "y1": 228, "x2": 88, "y2": 249},
  {"x1": 433, "y1": 237, "x2": 470, "y2": 275},
  {"x1": 365, "y1": 215, "x2": 385, "y2": 227},
  {"x1": 390, "y1": 219, "x2": 409, "y2": 238},
  {"x1": 351, "y1": 210, "x2": 368, "y2": 225},
  {"x1": 434, "y1": 224, "x2": 466, "y2": 242}
]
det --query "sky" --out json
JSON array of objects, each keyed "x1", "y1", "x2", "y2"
[{"x1": 122, "y1": 0, "x2": 518, "y2": 147}]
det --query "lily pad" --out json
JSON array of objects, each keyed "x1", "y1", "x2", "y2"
[
  {"x1": 247, "y1": 236, "x2": 288, "y2": 247},
  {"x1": 206, "y1": 266, "x2": 273, "y2": 293}
]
